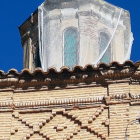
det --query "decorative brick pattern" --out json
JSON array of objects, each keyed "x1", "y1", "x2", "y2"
[
  {"x1": 10, "y1": 106, "x2": 108, "y2": 140},
  {"x1": 11, "y1": 116, "x2": 30, "y2": 140},
  {"x1": 0, "y1": 64, "x2": 140, "y2": 139},
  {"x1": 71, "y1": 129, "x2": 101, "y2": 140}
]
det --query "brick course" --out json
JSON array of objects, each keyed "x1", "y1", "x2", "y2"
[{"x1": 0, "y1": 62, "x2": 140, "y2": 139}]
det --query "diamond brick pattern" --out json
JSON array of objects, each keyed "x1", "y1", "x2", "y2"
[{"x1": 10, "y1": 106, "x2": 108, "y2": 140}]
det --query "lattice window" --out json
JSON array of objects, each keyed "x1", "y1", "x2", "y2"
[
  {"x1": 99, "y1": 32, "x2": 111, "y2": 64},
  {"x1": 64, "y1": 27, "x2": 78, "y2": 69}
]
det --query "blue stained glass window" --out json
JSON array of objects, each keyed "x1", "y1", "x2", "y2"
[
  {"x1": 100, "y1": 32, "x2": 111, "y2": 64},
  {"x1": 64, "y1": 28, "x2": 78, "y2": 69}
]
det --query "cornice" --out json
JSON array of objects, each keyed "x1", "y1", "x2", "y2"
[{"x1": 0, "y1": 61, "x2": 139, "y2": 90}]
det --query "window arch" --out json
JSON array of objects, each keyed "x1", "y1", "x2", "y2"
[
  {"x1": 63, "y1": 27, "x2": 78, "y2": 69},
  {"x1": 99, "y1": 32, "x2": 111, "y2": 64}
]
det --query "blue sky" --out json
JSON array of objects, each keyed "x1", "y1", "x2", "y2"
[{"x1": 0, "y1": 0, "x2": 139, "y2": 72}]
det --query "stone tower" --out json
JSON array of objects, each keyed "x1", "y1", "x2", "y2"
[{"x1": 19, "y1": 0, "x2": 133, "y2": 72}]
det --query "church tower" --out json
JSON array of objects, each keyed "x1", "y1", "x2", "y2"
[
  {"x1": 19, "y1": 0, "x2": 133, "y2": 72},
  {"x1": 1, "y1": 1, "x2": 140, "y2": 140}
]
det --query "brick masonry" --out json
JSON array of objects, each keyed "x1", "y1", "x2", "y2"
[{"x1": 0, "y1": 82, "x2": 140, "y2": 139}]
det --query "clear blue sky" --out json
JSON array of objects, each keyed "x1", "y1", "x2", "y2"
[{"x1": 0, "y1": 0, "x2": 139, "y2": 72}]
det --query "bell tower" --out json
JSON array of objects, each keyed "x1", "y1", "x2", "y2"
[{"x1": 19, "y1": 0, "x2": 133, "y2": 72}]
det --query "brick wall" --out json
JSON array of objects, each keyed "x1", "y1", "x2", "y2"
[{"x1": 0, "y1": 83, "x2": 140, "y2": 139}]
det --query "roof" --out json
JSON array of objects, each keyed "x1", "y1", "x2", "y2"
[
  {"x1": 18, "y1": 9, "x2": 38, "y2": 37},
  {"x1": 1, "y1": 60, "x2": 138, "y2": 76},
  {"x1": 0, "y1": 61, "x2": 139, "y2": 90}
]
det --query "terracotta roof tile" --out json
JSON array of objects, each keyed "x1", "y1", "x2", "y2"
[{"x1": 0, "y1": 61, "x2": 139, "y2": 77}]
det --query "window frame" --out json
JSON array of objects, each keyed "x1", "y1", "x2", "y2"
[
  {"x1": 62, "y1": 27, "x2": 79, "y2": 68},
  {"x1": 99, "y1": 29, "x2": 113, "y2": 64}
]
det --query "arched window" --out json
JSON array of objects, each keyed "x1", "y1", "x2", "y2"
[
  {"x1": 99, "y1": 32, "x2": 111, "y2": 64},
  {"x1": 64, "y1": 27, "x2": 78, "y2": 69}
]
